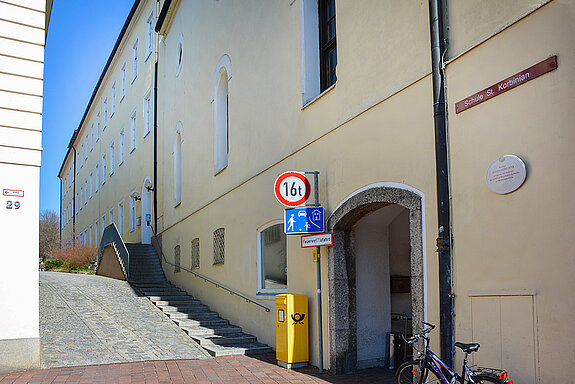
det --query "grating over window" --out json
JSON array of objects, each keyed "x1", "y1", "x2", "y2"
[
  {"x1": 174, "y1": 245, "x2": 181, "y2": 272},
  {"x1": 213, "y1": 228, "x2": 225, "y2": 265},
  {"x1": 191, "y1": 238, "x2": 200, "y2": 269}
]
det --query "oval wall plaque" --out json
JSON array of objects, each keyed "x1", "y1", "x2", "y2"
[{"x1": 486, "y1": 155, "x2": 527, "y2": 194}]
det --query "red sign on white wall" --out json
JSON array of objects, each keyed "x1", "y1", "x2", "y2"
[{"x1": 3, "y1": 189, "x2": 24, "y2": 197}]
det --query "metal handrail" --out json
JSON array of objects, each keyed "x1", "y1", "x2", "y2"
[
  {"x1": 149, "y1": 224, "x2": 270, "y2": 312},
  {"x1": 96, "y1": 223, "x2": 130, "y2": 278}
]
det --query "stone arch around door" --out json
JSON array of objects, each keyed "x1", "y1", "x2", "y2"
[{"x1": 326, "y1": 183, "x2": 425, "y2": 373}]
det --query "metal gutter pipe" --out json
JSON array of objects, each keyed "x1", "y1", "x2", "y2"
[
  {"x1": 72, "y1": 146, "x2": 77, "y2": 248},
  {"x1": 153, "y1": 0, "x2": 159, "y2": 232},
  {"x1": 429, "y1": 0, "x2": 454, "y2": 367}
]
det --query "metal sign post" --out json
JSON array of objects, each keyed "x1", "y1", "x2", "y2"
[{"x1": 305, "y1": 171, "x2": 323, "y2": 373}]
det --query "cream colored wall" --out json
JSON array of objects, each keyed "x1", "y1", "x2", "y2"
[
  {"x1": 157, "y1": 0, "x2": 439, "y2": 369},
  {"x1": 63, "y1": 0, "x2": 156, "y2": 247},
  {"x1": 446, "y1": 1, "x2": 574, "y2": 383}
]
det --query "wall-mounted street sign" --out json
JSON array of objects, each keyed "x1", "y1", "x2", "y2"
[
  {"x1": 455, "y1": 56, "x2": 558, "y2": 114},
  {"x1": 301, "y1": 233, "x2": 333, "y2": 248},
  {"x1": 274, "y1": 171, "x2": 311, "y2": 207},
  {"x1": 284, "y1": 207, "x2": 325, "y2": 234},
  {"x1": 486, "y1": 155, "x2": 527, "y2": 194}
]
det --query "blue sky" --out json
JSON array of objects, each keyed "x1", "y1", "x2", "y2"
[{"x1": 41, "y1": 0, "x2": 134, "y2": 214}]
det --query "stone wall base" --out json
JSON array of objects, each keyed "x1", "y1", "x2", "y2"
[{"x1": 0, "y1": 338, "x2": 40, "y2": 372}]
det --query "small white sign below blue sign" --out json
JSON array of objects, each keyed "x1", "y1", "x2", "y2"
[{"x1": 284, "y1": 207, "x2": 325, "y2": 234}]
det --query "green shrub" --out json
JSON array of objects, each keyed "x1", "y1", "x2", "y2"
[{"x1": 44, "y1": 259, "x2": 63, "y2": 270}]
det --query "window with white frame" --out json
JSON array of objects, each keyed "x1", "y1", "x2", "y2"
[
  {"x1": 121, "y1": 62, "x2": 126, "y2": 101},
  {"x1": 258, "y1": 222, "x2": 287, "y2": 291},
  {"x1": 94, "y1": 220, "x2": 99, "y2": 246},
  {"x1": 90, "y1": 125, "x2": 94, "y2": 151},
  {"x1": 129, "y1": 191, "x2": 136, "y2": 232},
  {"x1": 130, "y1": 110, "x2": 137, "y2": 152},
  {"x1": 103, "y1": 98, "x2": 108, "y2": 130},
  {"x1": 79, "y1": 187, "x2": 83, "y2": 210},
  {"x1": 145, "y1": 10, "x2": 154, "y2": 60},
  {"x1": 84, "y1": 180, "x2": 88, "y2": 205},
  {"x1": 118, "y1": 200, "x2": 124, "y2": 237},
  {"x1": 111, "y1": 82, "x2": 116, "y2": 116},
  {"x1": 191, "y1": 238, "x2": 200, "y2": 269},
  {"x1": 101, "y1": 214, "x2": 106, "y2": 234},
  {"x1": 213, "y1": 228, "x2": 225, "y2": 265},
  {"x1": 89, "y1": 225, "x2": 93, "y2": 246},
  {"x1": 96, "y1": 112, "x2": 101, "y2": 142},
  {"x1": 174, "y1": 245, "x2": 181, "y2": 273},
  {"x1": 80, "y1": 144, "x2": 84, "y2": 167},
  {"x1": 119, "y1": 128, "x2": 125, "y2": 165},
  {"x1": 76, "y1": 155, "x2": 80, "y2": 174},
  {"x1": 173, "y1": 127, "x2": 182, "y2": 206},
  {"x1": 84, "y1": 135, "x2": 88, "y2": 159},
  {"x1": 76, "y1": 192, "x2": 79, "y2": 213},
  {"x1": 109, "y1": 208, "x2": 114, "y2": 226},
  {"x1": 132, "y1": 39, "x2": 138, "y2": 83},
  {"x1": 109, "y1": 142, "x2": 115, "y2": 176},
  {"x1": 89, "y1": 172, "x2": 93, "y2": 198},
  {"x1": 95, "y1": 164, "x2": 99, "y2": 192},
  {"x1": 102, "y1": 154, "x2": 106, "y2": 184},
  {"x1": 213, "y1": 55, "x2": 231, "y2": 174},
  {"x1": 143, "y1": 89, "x2": 152, "y2": 138}
]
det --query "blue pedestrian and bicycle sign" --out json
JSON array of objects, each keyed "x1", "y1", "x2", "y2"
[{"x1": 284, "y1": 207, "x2": 325, "y2": 234}]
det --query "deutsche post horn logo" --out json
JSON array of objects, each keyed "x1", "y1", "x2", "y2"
[{"x1": 291, "y1": 313, "x2": 305, "y2": 325}]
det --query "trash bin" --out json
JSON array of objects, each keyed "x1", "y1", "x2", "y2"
[
  {"x1": 386, "y1": 332, "x2": 404, "y2": 369},
  {"x1": 275, "y1": 294, "x2": 308, "y2": 368}
]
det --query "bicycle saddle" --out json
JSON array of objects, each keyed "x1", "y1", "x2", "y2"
[{"x1": 455, "y1": 342, "x2": 480, "y2": 353}]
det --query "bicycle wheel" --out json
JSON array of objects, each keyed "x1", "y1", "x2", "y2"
[
  {"x1": 470, "y1": 375, "x2": 503, "y2": 384},
  {"x1": 396, "y1": 360, "x2": 442, "y2": 384}
]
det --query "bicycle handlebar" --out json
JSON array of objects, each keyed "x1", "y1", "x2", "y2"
[{"x1": 402, "y1": 322, "x2": 436, "y2": 344}]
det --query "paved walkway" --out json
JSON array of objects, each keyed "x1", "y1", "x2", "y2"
[
  {"x1": 39, "y1": 272, "x2": 210, "y2": 368},
  {"x1": 0, "y1": 272, "x2": 396, "y2": 383}
]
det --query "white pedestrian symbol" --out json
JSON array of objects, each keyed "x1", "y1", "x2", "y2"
[{"x1": 287, "y1": 214, "x2": 296, "y2": 231}]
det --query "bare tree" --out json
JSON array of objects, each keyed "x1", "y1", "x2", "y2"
[{"x1": 39, "y1": 209, "x2": 60, "y2": 259}]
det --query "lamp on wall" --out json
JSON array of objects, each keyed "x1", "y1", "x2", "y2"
[
  {"x1": 144, "y1": 180, "x2": 154, "y2": 191},
  {"x1": 131, "y1": 191, "x2": 141, "y2": 201}
]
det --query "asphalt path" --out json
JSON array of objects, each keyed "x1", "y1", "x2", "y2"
[{"x1": 39, "y1": 271, "x2": 210, "y2": 368}]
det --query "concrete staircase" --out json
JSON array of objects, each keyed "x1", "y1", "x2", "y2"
[{"x1": 126, "y1": 243, "x2": 272, "y2": 357}]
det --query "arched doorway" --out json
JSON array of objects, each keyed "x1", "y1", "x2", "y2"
[
  {"x1": 326, "y1": 183, "x2": 426, "y2": 373},
  {"x1": 141, "y1": 177, "x2": 153, "y2": 244}
]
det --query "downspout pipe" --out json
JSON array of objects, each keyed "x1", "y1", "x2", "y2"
[
  {"x1": 429, "y1": 0, "x2": 454, "y2": 367},
  {"x1": 72, "y1": 147, "x2": 77, "y2": 248},
  {"x1": 153, "y1": 0, "x2": 159, "y2": 232}
]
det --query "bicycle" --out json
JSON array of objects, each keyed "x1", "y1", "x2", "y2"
[{"x1": 396, "y1": 322, "x2": 513, "y2": 384}]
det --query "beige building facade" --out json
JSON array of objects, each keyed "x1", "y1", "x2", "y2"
[{"x1": 60, "y1": 1, "x2": 574, "y2": 382}]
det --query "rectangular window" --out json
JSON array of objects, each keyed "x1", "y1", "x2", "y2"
[
  {"x1": 213, "y1": 228, "x2": 225, "y2": 265},
  {"x1": 101, "y1": 215, "x2": 106, "y2": 235},
  {"x1": 129, "y1": 192, "x2": 136, "y2": 232},
  {"x1": 143, "y1": 89, "x2": 152, "y2": 138},
  {"x1": 121, "y1": 62, "x2": 126, "y2": 101},
  {"x1": 102, "y1": 154, "x2": 107, "y2": 184},
  {"x1": 109, "y1": 208, "x2": 114, "y2": 227},
  {"x1": 84, "y1": 180, "x2": 88, "y2": 205},
  {"x1": 109, "y1": 142, "x2": 115, "y2": 176},
  {"x1": 111, "y1": 82, "x2": 116, "y2": 116},
  {"x1": 89, "y1": 172, "x2": 93, "y2": 198},
  {"x1": 96, "y1": 112, "x2": 101, "y2": 142},
  {"x1": 94, "y1": 220, "x2": 99, "y2": 246},
  {"x1": 174, "y1": 245, "x2": 181, "y2": 273},
  {"x1": 85, "y1": 135, "x2": 88, "y2": 159},
  {"x1": 103, "y1": 99, "x2": 108, "y2": 130},
  {"x1": 258, "y1": 223, "x2": 287, "y2": 291},
  {"x1": 89, "y1": 225, "x2": 93, "y2": 247},
  {"x1": 191, "y1": 238, "x2": 200, "y2": 269},
  {"x1": 79, "y1": 188, "x2": 83, "y2": 210},
  {"x1": 80, "y1": 144, "x2": 84, "y2": 167},
  {"x1": 319, "y1": 0, "x2": 337, "y2": 91},
  {"x1": 95, "y1": 164, "x2": 99, "y2": 192},
  {"x1": 90, "y1": 125, "x2": 94, "y2": 151},
  {"x1": 132, "y1": 39, "x2": 138, "y2": 83},
  {"x1": 119, "y1": 128, "x2": 125, "y2": 165},
  {"x1": 118, "y1": 200, "x2": 124, "y2": 237},
  {"x1": 130, "y1": 110, "x2": 137, "y2": 152},
  {"x1": 76, "y1": 193, "x2": 79, "y2": 213},
  {"x1": 145, "y1": 10, "x2": 154, "y2": 60}
]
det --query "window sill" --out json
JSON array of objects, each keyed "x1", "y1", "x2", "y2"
[
  {"x1": 256, "y1": 290, "x2": 287, "y2": 299},
  {"x1": 302, "y1": 83, "x2": 336, "y2": 110}
]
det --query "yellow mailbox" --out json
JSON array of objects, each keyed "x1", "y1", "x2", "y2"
[{"x1": 275, "y1": 293, "x2": 309, "y2": 368}]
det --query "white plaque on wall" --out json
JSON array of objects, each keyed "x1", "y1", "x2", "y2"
[{"x1": 486, "y1": 155, "x2": 527, "y2": 194}]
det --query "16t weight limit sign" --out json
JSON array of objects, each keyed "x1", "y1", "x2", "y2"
[{"x1": 274, "y1": 171, "x2": 311, "y2": 207}]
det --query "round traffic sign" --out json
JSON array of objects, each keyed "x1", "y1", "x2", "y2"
[{"x1": 274, "y1": 171, "x2": 311, "y2": 207}]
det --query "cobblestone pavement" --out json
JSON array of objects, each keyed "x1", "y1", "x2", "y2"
[
  {"x1": 39, "y1": 271, "x2": 210, "y2": 368},
  {"x1": 0, "y1": 355, "x2": 396, "y2": 383}
]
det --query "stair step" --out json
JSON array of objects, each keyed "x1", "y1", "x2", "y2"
[
  {"x1": 201, "y1": 342, "x2": 273, "y2": 357},
  {"x1": 157, "y1": 304, "x2": 210, "y2": 313},
  {"x1": 189, "y1": 333, "x2": 256, "y2": 346},
  {"x1": 182, "y1": 325, "x2": 242, "y2": 336},
  {"x1": 151, "y1": 298, "x2": 201, "y2": 306},
  {"x1": 166, "y1": 311, "x2": 220, "y2": 320},
  {"x1": 147, "y1": 294, "x2": 194, "y2": 301},
  {"x1": 172, "y1": 318, "x2": 229, "y2": 328}
]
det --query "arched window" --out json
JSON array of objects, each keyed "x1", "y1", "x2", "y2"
[
  {"x1": 213, "y1": 55, "x2": 231, "y2": 174},
  {"x1": 173, "y1": 124, "x2": 182, "y2": 206},
  {"x1": 257, "y1": 221, "x2": 287, "y2": 292}
]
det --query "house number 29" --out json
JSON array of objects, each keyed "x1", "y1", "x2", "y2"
[{"x1": 6, "y1": 201, "x2": 21, "y2": 209}]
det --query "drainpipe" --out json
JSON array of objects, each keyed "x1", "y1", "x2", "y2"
[
  {"x1": 153, "y1": 0, "x2": 160, "y2": 232},
  {"x1": 429, "y1": 0, "x2": 454, "y2": 367},
  {"x1": 58, "y1": 176, "x2": 62, "y2": 256},
  {"x1": 72, "y1": 146, "x2": 77, "y2": 248}
]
